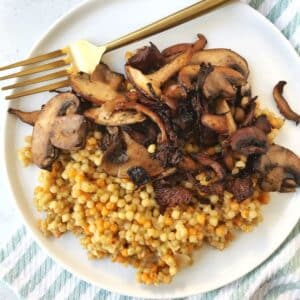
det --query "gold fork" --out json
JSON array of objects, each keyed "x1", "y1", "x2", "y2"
[{"x1": 0, "y1": 0, "x2": 230, "y2": 100}]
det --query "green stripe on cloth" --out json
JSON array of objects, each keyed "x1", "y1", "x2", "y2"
[
  {"x1": 265, "y1": 282, "x2": 300, "y2": 300},
  {"x1": 19, "y1": 257, "x2": 54, "y2": 298},
  {"x1": 267, "y1": 0, "x2": 291, "y2": 23},
  {"x1": 66, "y1": 280, "x2": 89, "y2": 300},
  {"x1": 93, "y1": 289, "x2": 110, "y2": 300},
  {"x1": 270, "y1": 248, "x2": 300, "y2": 281},
  {"x1": 0, "y1": 227, "x2": 26, "y2": 263},
  {"x1": 229, "y1": 225, "x2": 300, "y2": 300},
  {"x1": 3, "y1": 242, "x2": 39, "y2": 284},
  {"x1": 282, "y1": 13, "x2": 300, "y2": 38},
  {"x1": 40, "y1": 270, "x2": 72, "y2": 300},
  {"x1": 248, "y1": 0, "x2": 265, "y2": 10}
]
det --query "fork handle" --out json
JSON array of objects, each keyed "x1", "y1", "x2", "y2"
[{"x1": 105, "y1": 0, "x2": 231, "y2": 52}]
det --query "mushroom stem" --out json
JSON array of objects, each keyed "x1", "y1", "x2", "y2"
[
  {"x1": 8, "y1": 108, "x2": 40, "y2": 126},
  {"x1": 273, "y1": 81, "x2": 300, "y2": 124}
]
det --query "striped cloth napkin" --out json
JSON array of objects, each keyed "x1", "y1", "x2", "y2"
[{"x1": 1, "y1": 0, "x2": 300, "y2": 299}]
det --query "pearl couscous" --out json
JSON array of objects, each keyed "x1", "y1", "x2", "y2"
[{"x1": 19, "y1": 131, "x2": 270, "y2": 285}]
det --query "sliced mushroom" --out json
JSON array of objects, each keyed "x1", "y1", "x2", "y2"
[
  {"x1": 203, "y1": 66, "x2": 246, "y2": 99},
  {"x1": 178, "y1": 155, "x2": 199, "y2": 171},
  {"x1": 70, "y1": 72, "x2": 121, "y2": 105},
  {"x1": 255, "y1": 144, "x2": 300, "y2": 192},
  {"x1": 162, "y1": 43, "x2": 191, "y2": 58},
  {"x1": 102, "y1": 132, "x2": 164, "y2": 178},
  {"x1": 215, "y1": 99, "x2": 237, "y2": 134},
  {"x1": 191, "y1": 48, "x2": 249, "y2": 78},
  {"x1": 254, "y1": 115, "x2": 272, "y2": 134},
  {"x1": 50, "y1": 115, "x2": 87, "y2": 150},
  {"x1": 242, "y1": 100, "x2": 257, "y2": 127},
  {"x1": 125, "y1": 48, "x2": 192, "y2": 99},
  {"x1": 178, "y1": 64, "x2": 200, "y2": 91},
  {"x1": 163, "y1": 83, "x2": 187, "y2": 99},
  {"x1": 192, "y1": 33, "x2": 207, "y2": 52},
  {"x1": 91, "y1": 63, "x2": 124, "y2": 90},
  {"x1": 273, "y1": 81, "x2": 300, "y2": 124},
  {"x1": 8, "y1": 108, "x2": 40, "y2": 126},
  {"x1": 114, "y1": 101, "x2": 168, "y2": 143},
  {"x1": 193, "y1": 153, "x2": 225, "y2": 179},
  {"x1": 162, "y1": 33, "x2": 207, "y2": 58},
  {"x1": 127, "y1": 42, "x2": 165, "y2": 74},
  {"x1": 32, "y1": 93, "x2": 80, "y2": 169},
  {"x1": 201, "y1": 113, "x2": 228, "y2": 134},
  {"x1": 161, "y1": 82, "x2": 186, "y2": 110},
  {"x1": 230, "y1": 126, "x2": 268, "y2": 155},
  {"x1": 84, "y1": 100, "x2": 145, "y2": 126}
]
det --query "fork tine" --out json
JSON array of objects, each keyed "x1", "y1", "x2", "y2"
[
  {"x1": 5, "y1": 79, "x2": 70, "y2": 100},
  {"x1": 0, "y1": 49, "x2": 66, "y2": 71},
  {"x1": 2, "y1": 70, "x2": 69, "y2": 90},
  {"x1": 0, "y1": 59, "x2": 70, "y2": 81}
]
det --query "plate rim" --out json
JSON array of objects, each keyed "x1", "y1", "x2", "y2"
[{"x1": 2, "y1": 0, "x2": 300, "y2": 298}]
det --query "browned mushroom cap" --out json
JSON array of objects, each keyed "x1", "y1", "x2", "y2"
[
  {"x1": 32, "y1": 93, "x2": 80, "y2": 169},
  {"x1": 8, "y1": 108, "x2": 40, "y2": 126},
  {"x1": 101, "y1": 132, "x2": 164, "y2": 178},
  {"x1": 125, "y1": 48, "x2": 192, "y2": 100},
  {"x1": 201, "y1": 113, "x2": 228, "y2": 134},
  {"x1": 127, "y1": 42, "x2": 165, "y2": 74},
  {"x1": 273, "y1": 81, "x2": 300, "y2": 124},
  {"x1": 91, "y1": 63, "x2": 124, "y2": 90},
  {"x1": 70, "y1": 65, "x2": 124, "y2": 105},
  {"x1": 50, "y1": 115, "x2": 87, "y2": 150},
  {"x1": 203, "y1": 66, "x2": 246, "y2": 99},
  {"x1": 255, "y1": 144, "x2": 300, "y2": 192},
  {"x1": 226, "y1": 177, "x2": 254, "y2": 201},
  {"x1": 84, "y1": 99, "x2": 145, "y2": 126},
  {"x1": 191, "y1": 48, "x2": 249, "y2": 78},
  {"x1": 230, "y1": 126, "x2": 268, "y2": 155}
]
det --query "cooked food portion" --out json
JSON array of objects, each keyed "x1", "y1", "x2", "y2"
[
  {"x1": 8, "y1": 108, "x2": 40, "y2": 126},
  {"x1": 190, "y1": 48, "x2": 249, "y2": 78},
  {"x1": 31, "y1": 93, "x2": 86, "y2": 169},
  {"x1": 126, "y1": 48, "x2": 192, "y2": 99},
  {"x1": 70, "y1": 63, "x2": 125, "y2": 105},
  {"x1": 84, "y1": 101, "x2": 145, "y2": 126},
  {"x1": 255, "y1": 144, "x2": 300, "y2": 192},
  {"x1": 12, "y1": 34, "x2": 300, "y2": 285},
  {"x1": 273, "y1": 81, "x2": 300, "y2": 124}
]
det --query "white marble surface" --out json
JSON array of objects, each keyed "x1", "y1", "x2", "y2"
[{"x1": 0, "y1": 0, "x2": 82, "y2": 298}]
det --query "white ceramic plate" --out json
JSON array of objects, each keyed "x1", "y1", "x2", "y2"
[{"x1": 2, "y1": 0, "x2": 300, "y2": 298}]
